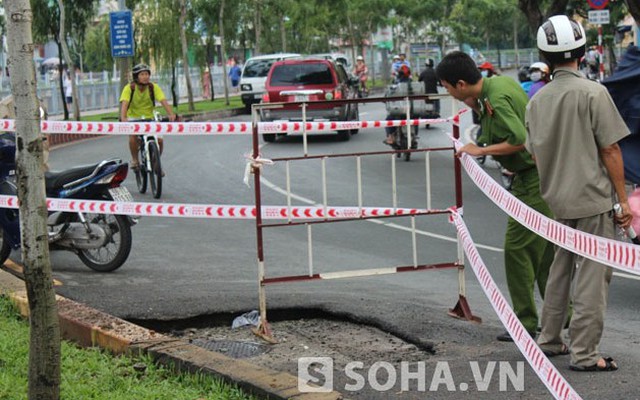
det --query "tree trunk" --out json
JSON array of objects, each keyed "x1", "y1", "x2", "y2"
[
  {"x1": 280, "y1": 12, "x2": 287, "y2": 52},
  {"x1": 346, "y1": 14, "x2": 357, "y2": 68},
  {"x1": 518, "y1": 0, "x2": 570, "y2": 34},
  {"x1": 254, "y1": 0, "x2": 261, "y2": 55},
  {"x1": 56, "y1": 40, "x2": 68, "y2": 121},
  {"x1": 179, "y1": 0, "x2": 194, "y2": 111},
  {"x1": 220, "y1": 0, "x2": 229, "y2": 105},
  {"x1": 57, "y1": 0, "x2": 80, "y2": 121},
  {"x1": 5, "y1": 2, "x2": 61, "y2": 400},
  {"x1": 513, "y1": 17, "x2": 520, "y2": 68},
  {"x1": 626, "y1": 0, "x2": 640, "y2": 26}
]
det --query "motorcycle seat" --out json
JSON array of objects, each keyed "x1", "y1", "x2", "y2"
[{"x1": 45, "y1": 163, "x2": 102, "y2": 192}]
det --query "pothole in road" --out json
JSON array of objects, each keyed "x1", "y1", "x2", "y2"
[{"x1": 138, "y1": 310, "x2": 436, "y2": 373}]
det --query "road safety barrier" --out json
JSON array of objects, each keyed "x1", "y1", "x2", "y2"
[
  {"x1": 246, "y1": 95, "x2": 481, "y2": 349},
  {"x1": 0, "y1": 194, "x2": 442, "y2": 220},
  {"x1": 0, "y1": 117, "x2": 451, "y2": 136},
  {"x1": 450, "y1": 211, "x2": 582, "y2": 400},
  {"x1": 451, "y1": 135, "x2": 640, "y2": 276}
]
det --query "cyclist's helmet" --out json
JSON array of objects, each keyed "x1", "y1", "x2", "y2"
[
  {"x1": 529, "y1": 62, "x2": 550, "y2": 74},
  {"x1": 132, "y1": 63, "x2": 151, "y2": 82},
  {"x1": 537, "y1": 15, "x2": 586, "y2": 64},
  {"x1": 356, "y1": 55, "x2": 364, "y2": 61}
]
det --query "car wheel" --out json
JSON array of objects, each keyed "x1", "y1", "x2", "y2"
[
  {"x1": 263, "y1": 133, "x2": 276, "y2": 143},
  {"x1": 337, "y1": 129, "x2": 351, "y2": 141}
]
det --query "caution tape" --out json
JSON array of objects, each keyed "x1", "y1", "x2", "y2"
[
  {"x1": 450, "y1": 211, "x2": 582, "y2": 400},
  {"x1": 0, "y1": 195, "x2": 441, "y2": 220},
  {"x1": 256, "y1": 117, "x2": 451, "y2": 134},
  {"x1": 0, "y1": 117, "x2": 451, "y2": 136},
  {"x1": 450, "y1": 136, "x2": 640, "y2": 276}
]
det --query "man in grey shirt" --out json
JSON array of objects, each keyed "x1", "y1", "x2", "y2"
[{"x1": 525, "y1": 15, "x2": 632, "y2": 372}]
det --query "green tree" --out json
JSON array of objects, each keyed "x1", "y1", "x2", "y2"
[{"x1": 6, "y1": 1, "x2": 61, "y2": 399}]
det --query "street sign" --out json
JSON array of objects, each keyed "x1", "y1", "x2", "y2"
[
  {"x1": 109, "y1": 11, "x2": 134, "y2": 58},
  {"x1": 588, "y1": 9, "x2": 610, "y2": 25},
  {"x1": 587, "y1": 0, "x2": 609, "y2": 10}
]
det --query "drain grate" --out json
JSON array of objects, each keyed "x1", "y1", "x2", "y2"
[{"x1": 191, "y1": 339, "x2": 270, "y2": 359}]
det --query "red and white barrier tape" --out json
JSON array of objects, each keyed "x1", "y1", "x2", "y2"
[
  {"x1": 0, "y1": 117, "x2": 450, "y2": 136},
  {"x1": 256, "y1": 117, "x2": 450, "y2": 134},
  {"x1": 451, "y1": 137, "x2": 640, "y2": 276},
  {"x1": 0, "y1": 195, "x2": 440, "y2": 220},
  {"x1": 450, "y1": 211, "x2": 581, "y2": 400}
]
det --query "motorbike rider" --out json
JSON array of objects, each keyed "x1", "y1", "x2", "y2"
[
  {"x1": 353, "y1": 55, "x2": 369, "y2": 96},
  {"x1": 119, "y1": 63, "x2": 177, "y2": 172},
  {"x1": 384, "y1": 65, "x2": 413, "y2": 145},
  {"x1": 418, "y1": 59, "x2": 440, "y2": 119},
  {"x1": 527, "y1": 62, "x2": 550, "y2": 98}
]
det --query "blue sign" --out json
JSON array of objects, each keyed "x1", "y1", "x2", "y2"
[{"x1": 109, "y1": 11, "x2": 134, "y2": 58}]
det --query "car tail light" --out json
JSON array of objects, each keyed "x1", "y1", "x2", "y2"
[
  {"x1": 334, "y1": 90, "x2": 342, "y2": 100},
  {"x1": 262, "y1": 93, "x2": 270, "y2": 102}
]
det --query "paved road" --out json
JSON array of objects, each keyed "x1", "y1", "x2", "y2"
[{"x1": 30, "y1": 93, "x2": 640, "y2": 399}]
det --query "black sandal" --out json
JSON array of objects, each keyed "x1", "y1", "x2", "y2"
[
  {"x1": 542, "y1": 343, "x2": 569, "y2": 357},
  {"x1": 569, "y1": 357, "x2": 618, "y2": 372}
]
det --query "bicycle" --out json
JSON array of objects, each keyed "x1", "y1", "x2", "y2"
[{"x1": 131, "y1": 111, "x2": 168, "y2": 199}]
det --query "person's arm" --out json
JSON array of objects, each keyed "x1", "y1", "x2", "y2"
[
  {"x1": 456, "y1": 140, "x2": 524, "y2": 157},
  {"x1": 119, "y1": 101, "x2": 129, "y2": 122},
  {"x1": 600, "y1": 143, "x2": 632, "y2": 228},
  {"x1": 160, "y1": 99, "x2": 177, "y2": 122}
]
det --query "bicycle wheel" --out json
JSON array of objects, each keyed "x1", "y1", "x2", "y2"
[
  {"x1": 135, "y1": 145, "x2": 148, "y2": 194},
  {"x1": 148, "y1": 141, "x2": 162, "y2": 199}
]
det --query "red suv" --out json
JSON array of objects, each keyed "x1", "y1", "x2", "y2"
[{"x1": 260, "y1": 58, "x2": 359, "y2": 142}]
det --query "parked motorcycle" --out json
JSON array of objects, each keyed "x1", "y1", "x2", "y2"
[{"x1": 0, "y1": 133, "x2": 135, "y2": 272}]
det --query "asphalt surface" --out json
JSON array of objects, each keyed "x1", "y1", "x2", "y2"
[{"x1": 9, "y1": 84, "x2": 640, "y2": 399}]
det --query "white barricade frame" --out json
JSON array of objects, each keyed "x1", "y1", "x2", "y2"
[{"x1": 248, "y1": 94, "x2": 481, "y2": 342}]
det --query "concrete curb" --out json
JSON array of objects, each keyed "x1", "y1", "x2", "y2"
[{"x1": 0, "y1": 269, "x2": 342, "y2": 400}]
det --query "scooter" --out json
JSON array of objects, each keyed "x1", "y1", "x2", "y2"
[{"x1": 0, "y1": 133, "x2": 136, "y2": 272}]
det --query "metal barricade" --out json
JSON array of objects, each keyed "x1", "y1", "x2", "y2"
[{"x1": 249, "y1": 94, "x2": 480, "y2": 340}]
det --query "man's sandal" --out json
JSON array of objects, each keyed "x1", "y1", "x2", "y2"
[
  {"x1": 569, "y1": 357, "x2": 618, "y2": 372},
  {"x1": 542, "y1": 343, "x2": 570, "y2": 357}
]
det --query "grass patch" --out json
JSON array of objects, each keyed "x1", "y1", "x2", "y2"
[
  {"x1": 81, "y1": 96, "x2": 244, "y2": 122},
  {"x1": 0, "y1": 296, "x2": 255, "y2": 400}
]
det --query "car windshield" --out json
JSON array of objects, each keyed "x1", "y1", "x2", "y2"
[
  {"x1": 243, "y1": 59, "x2": 276, "y2": 78},
  {"x1": 270, "y1": 63, "x2": 333, "y2": 86}
]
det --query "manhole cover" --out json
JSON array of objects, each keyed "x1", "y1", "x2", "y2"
[{"x1": 191, "y1": 339, "x2": 270, "y2": 359}]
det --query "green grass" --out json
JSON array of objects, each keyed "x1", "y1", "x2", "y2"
[
  {"x1": 0, "y1": 296, "x2": 255, "y2": 400},
  {"x1": 80, "y1": 96, "x2": 244, "y2": 121}
]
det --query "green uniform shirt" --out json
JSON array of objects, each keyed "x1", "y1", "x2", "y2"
[
  {"x1": 119, "y1": 83, "x2": 167, "y2": 119},
  {"x1": 477, "y1": 76, "x2": 534, "y2": 173}
]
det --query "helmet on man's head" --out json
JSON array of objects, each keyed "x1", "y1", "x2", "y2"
[
  {"x1": 537, "y1": 15, "x2": 586, "y2": 64},
  {"x1": 478, "y1": 61, "x2": 495, "y2": 72},
  {"x1": 356, "y1": 55, "x2": 364, "y2": 61},
  {"x1": 393, "y1": 55, "x2": 400, "y2": 60},
  {"x1": 529, "y1": 62, "x2": 550, "y2": 74},
  {"x1": 132, "y1": 63, "x2": 151, "y2": 82}
]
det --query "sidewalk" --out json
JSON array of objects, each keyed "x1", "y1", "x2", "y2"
[{"x1": 0, "y1": 267, "x2": 343, "y2": 399}]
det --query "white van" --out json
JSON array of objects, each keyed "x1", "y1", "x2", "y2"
[{"x1": 239, "y1": 53, "x2": 301, "y2": 111}]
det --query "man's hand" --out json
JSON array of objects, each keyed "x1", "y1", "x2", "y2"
[
  {"x1": 456, "y1": 143, "x2": 485, "y2": 157},
  {"x1": 615, "y1": 201, "x2": 633, "y2": 229},
  {"x1": 168, "y1": 113, "x2": 177, "y2": 122}
]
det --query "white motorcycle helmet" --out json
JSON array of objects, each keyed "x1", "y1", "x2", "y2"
[
  {"x1": 529, "y1": 62, "x2": 550, "y2": 74},
  {"x1": 537, "y1": 15, "x2": 586, "y2": 64}
]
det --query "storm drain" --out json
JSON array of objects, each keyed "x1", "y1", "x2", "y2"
[{"x1": 191, "y1": 339, "x2": 270, "y2": 359}]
